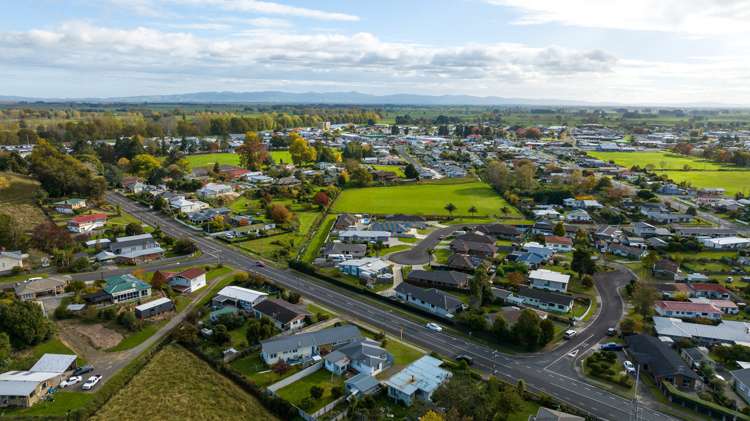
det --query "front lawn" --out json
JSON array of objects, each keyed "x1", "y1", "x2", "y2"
[
  {"x1": 9, "y1": 337, "x2": 82, "y2": 370},
  {"x1": 232, "y1": 353, "x2": 302, "y2": 387}
]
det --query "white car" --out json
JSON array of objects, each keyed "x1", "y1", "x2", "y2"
[
  {"x1": 564, "y1": 329, "x2": 577, "y2": 339},
  {"x1": 623, "y1": 360, "x2": 636, "y2": 375},
  {"x1": 60, "y1": 375, "x2": 82, "y2": 388},
  {"x1": 81, "y1": 375, "x2": 103, "y2": 390},
  {"x1": 426, "y1": 322, "x2": 443, "y2": 332}
]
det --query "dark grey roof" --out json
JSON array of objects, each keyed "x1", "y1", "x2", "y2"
[
  {"x1": 454, "y1": 232, "x2": 494, "y2": 244},
  {"x1": 517, "y1": 286, "x2": 574, "y2": 307},
  {"x1": 477, "y1": 224, "x2": 520, "y2": 237},
  {"x1": 450, "y1": 239, "x2": 496, "y2": 254},
  {"x1": 395, "y1": 282, "x2": 464, "y2": 311},
  {"x1": 673, "y1": 227, "x2": 736, "y2": 237},
  {"x1": 254, "y1": 299, "x2": 310, "y2": 324},
  {"x1": 446, "y1": 253, "x2": 479, "y2": 270},
  {"x1": 334, "y1": 214, "x2": 358, "y2": 230},
  {"x1": 324, "y1": 242, "x2": 367, "y2": 255},
  {"x1": 407, "y1": 269, "x2": 469, "y2": 287},
  {"x1": 261, "y1": 325, "x2": 362, "y2": 355},
  {"x1": 383, "y1": 214, "x2": 425, "y2": 223},
  {"x1": 654, "y1": 259, "x2": 679, "y2": 273},
  {"x1": 346, "y1": 372, "x2": 380, "y2": 392},
  {"x1": 624, "y1": 334, "x2": 699, "y2": 380},
  {"x1": 336, "y1": 338, "x2": 391, "y2": 369},
  {"x1": 731, "y1": 368, "x2": 750, "y2": 387}
]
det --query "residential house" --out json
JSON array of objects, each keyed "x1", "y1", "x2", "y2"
[
  {"x1": 253, "y1": 298, "x2": 310, "y2": 332},
  {"x1": 168, "y1": 267, "x2": 207, "y2": 294},
  {"x1": 516, "y1": 286, "x2": 574, "y2": 313},
  {"x1": 529, "y1": 407, "x2": 584, "y2": 421},
  {"x1": 563, "y1": 197, "x2": 603, "y2": 209},
  {"x1": 67, "y1": 213, "x2": 107, "y2": 233},
  {"x1": 53, "y1": 198, "x2": 86, "y2": 214},
  {"x1": 450, "y1": 233, "x2": 497, "y2": 258},
  {"x1": 187, "y1": 207, "x2": 231, "y2": 225},
  {"x1": 324, "y1": 338, "x2": 392, "y2": 376},
  {"x1": 594, "y1": 225, "x2": 623, "y2": 242},
  {"x1": 0, "y1": 251, "x2": 28, "y2": 275},
  {"x1": 528, "y1": 269, "x2": 570, "y2": 293},
  {"x1": 544, "y1": 236, "x2": 573, "y2": 252},
  {"x1": 446, "y1": 253, "x2": 481, "y2": 272},
  {"x1": 107, "y1": 233, "x2": 164, "y2": 264},
  {"x1": 324, "y1": 242, "x2": 367, "y2": 260},
  {"x1": 533, "y1": 208, "x2": 561, "y2": 220},
  {"x1": 565, "y1": 209, "x2": 592, "y2": 222},
  {"x1": 260, "y1": 325, "x2": 362, "y2": 365},
  {"x1": 731, "y1": 368, "x2": 750, "y2": 405},
  {"x1": 134, "y1": 297, "x2": 174, "y2": 319},
  {"x1": 701, "y1": 236, "x2": 750, "y2": 250},
  {"x1": 370, "y1": 221, "x2": 410, "y2": 235},
  {"x1": 624, "y1": 334, "x2": 700, "y2": 390},
  {"x1": 652, "y1": 259, "x2": 681, "y2": 280},
  {"x1": 231, "y1": 222, "x2": 276, "y2": 238},
  {"x1": 274, "y1": 176, "x2": 301, "y2": 187},
  {"x1": 14, "y1": 276, "x2": 69, "y2": 301},
  {"x1": 103, "y1": 274, "x2": 152, "y2": 304},
  {"x1": 339, "y1": 230, "x2": 391, "y2": 243},
  {"x1": 631, "y1": 222, "x2": 671, "y2": 238},
  {"x1": 688, "y1": 283, "x2": 731, "y2": 300},
  {"x1": 476, "y1": 223, "x2": 521, "y2": 240},
  {"x1": 406, "y1": 270, "x2": 470, "y2": 290},
  {"x1": 654, "y1": 301, "x2": 722, "y2": 320},
  {"x1": 337, "y1": 257, "x2": 393, "y2": 283},
  {"x1": 689, "y1": 298, "x2": 738, "y2": 315},
  {"x1": 170, "y1": 196, "x2": 209, "y2": 214},
  {"x1": 0, "y1": 354, "x2": 77, "y2": 408},
  {"x1": 196, "y1": 183, "x2": 233, "y2": 199},
  {"x1": 654, "y1": 316, "x2": 750, "y2": 346},
  {"x1": 382, "y1": 214, "x2": 427, "y2": 230},
  {"x1": 394, "y1": 282, "x2": 465, "y2": 318},
  {"x1": 385, "y1": 356, "x2": 452, "y2": 406},
  {"x1": 333, "y1": 214, "x2": 358, "y2": 233},
  {"x1": 345, "y1": 372, "x2": 381, "y2": 397},
  {"x1": 213, "y1": 286, "x2": 267, "y2": 311},
  {"x1": 607, "y1": 243, "x2": 648, "y2": 260}
]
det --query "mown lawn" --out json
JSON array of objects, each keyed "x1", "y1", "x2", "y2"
[
  {"x1": 331, "y1": 179, "x2": 520, "y2": 217},
  {"x1": 183, "y1": 151, "x2": 292, "y2": 170},
  {"x1": 660, "y1": 170, "x2": 750, "y2": 197},
  {"x1": 372, "y1": 165, "x2": 406, "y2": 177},
  {"x1": 9, "y1": 337, "x2": 81, "y2": 370},
  {"x1": 588, "y1": 151, "x2": 727, "y2": 170},
  {"x1": 7, "y1": 391, "x2": 94, "y2": 417},
  {"x1": 275, "y1": 368, "x2": 344, "y2": 413},
  {"x1": 232, "y1": 353, "x2": 302, "y2": 387},
  {"x1": 92, "y1": 345, "x2": 279, "y2": 421}
]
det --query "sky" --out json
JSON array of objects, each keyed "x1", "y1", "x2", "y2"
[{"x1": 3, "y1": 0, "x2": 750, "y2": 105}]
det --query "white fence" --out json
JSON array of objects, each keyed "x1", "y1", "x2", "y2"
[{"x1": 267, "y1": 361, "x2": 322, "y2": 392}]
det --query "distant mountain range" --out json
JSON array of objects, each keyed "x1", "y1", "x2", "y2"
[{"x1": 0, "y1": 91, "x2": 740, "y2": 107}]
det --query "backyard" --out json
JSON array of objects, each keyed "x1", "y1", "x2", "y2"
[
  {"x1": 91, "y1": 345, "x2": 279, "y2": 421},
  {"x1": 332, "y1": 179, "x2": 520, "y2": 217},
  {"x1": 275, "y1": 368, "x2": 344, "y2": 413},
  {"x1": 183, "y1": 151, "x2": 292, "y2": 169}
]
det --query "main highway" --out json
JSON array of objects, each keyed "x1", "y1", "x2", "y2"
[{"x1": 107, "y1": 192, "x2": 676, "y2": 421}]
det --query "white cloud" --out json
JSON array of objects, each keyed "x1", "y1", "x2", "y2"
[
  {"x1": 113, "y1": 0, "x2": 359, "y2": 21},
  {"x1": 487, "y1": 0, "x2": 750, "y2": 36}
]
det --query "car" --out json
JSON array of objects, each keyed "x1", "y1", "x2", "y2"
[
  {"x1": 600, "y1": 342, "x2": 624, "y2": 351},
  {"x1": 726, "y1": 276, "x2": 734, "y2": 283},
  {"x1": 426, "y1": 322, "x2": 443, "y2": 332},
  {"x1": 81, "y1": 375, "x2": 102, "y2": 390},
  {"x1": 255, "y1": 261, "x2": 265, "y2": 267},
  {"x1": 623, "y1": 360, "x2": 636, "y2": 374},
  {"x1": 59, "y1": 376, "x2": 82, "y2": 388},
  {"x1": 607, "y1": 327, "x2": 617, "y2": 337},
  {"x1": 72, "y1": 365, "x2": 93, "y2": 376},
  {"x1": 564, "y1": 329, "x2": 577, "y2": 339},
  {"x1": 455, "y1": 354, "x2": 473, "y2": 365}
]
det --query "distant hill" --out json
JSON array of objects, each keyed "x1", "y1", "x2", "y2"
[{"x1": 0, "y1": 91, "x2": 601, "y2": 106}]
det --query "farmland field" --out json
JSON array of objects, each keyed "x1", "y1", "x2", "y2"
[
  {"x1": 588, "y1": 151, "x2": 727, "y2": 170},
  {"x1": 91, "y1": 345, "x2": 278, "y2": 421},
  {"x1": 659, "y1": 171, "x2": 750, "y2": 197},
  {"x1": 0, "y1": 172, "x2": 48, "y2": 229},
  {"x1": 331, "y1": 179, "x2": 519, "y2": 217},
  {"x1": 183, "y1": 151, "x2": 292, "y2": 169}
]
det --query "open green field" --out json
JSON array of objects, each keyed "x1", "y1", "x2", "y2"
[
  {"x1": 660, "y1": 171, "x2": 750, "y2": 197},
  {"x1": 332, "y1": 180, "x2": 519, "y2": 217},
  {"x1": 92, "y1": 345, "x2": 278, "y2": 421},
  {"x1": 235, "y1": 211, "x2": 319, "y2": 261},
  {"x1": 588, "y1": 151, "x2": 726, "y2": 170},
  {"x1": 183, "y1": 151, "x2": 292, "y2": 169},
  {"x1": 0, "y1": 172, "x2": 48, "y2": 229}
]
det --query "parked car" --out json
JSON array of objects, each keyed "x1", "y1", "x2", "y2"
[
  {"x1": 600, "y1": 342, "x2": 624, "y2": 351},
  {"x1": 623, "y1": 360, "x2": 636, "y2": 375},
  {"x1": 426, "y1": 322, "x2": 443, "y2": 332},
  {"x1": 455, "y1": 354, "x2": 473, "y2": 365},
  {"x1": 81, "y1": 375, "x2": 103, "y2": 390},
  {"x1": 256, "y1": 261, "x2": 265, "y2": 267},
  {"x1": 73, "y1": 365, "x2": 93, "y2": 376},
  {"x1": 564, "y1": 329, "x2": 577, "y2": 339},
  {"x1": 60, "y1": 376, "x2": 82, "y2": 388},
  {"x1": 607, "y1": 327, "x2": 617, "y2": 336}
]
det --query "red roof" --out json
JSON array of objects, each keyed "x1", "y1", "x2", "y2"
[
  {"x1": 689, "y1": 283, "x2": 729, "y2": 293},
  {"x1": 222, "y1": 168, "x2": 250, "y2": 179},
  {"x1": 544, "y1": 236, "x2": 573, "y2": 245},
  {"x1": 176, "y1": 267, "x2": 206, "y2": 280},
  {"x1": 656, "y1": 300, "x2": 721, "y2": 314},
  {"x1": 70, "y1": 213, "x2": 108, "y2": 224}
]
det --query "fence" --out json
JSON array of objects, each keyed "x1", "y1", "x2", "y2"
[{"x1": 267, "y1": 361, "x2": 323, "y2": 392}]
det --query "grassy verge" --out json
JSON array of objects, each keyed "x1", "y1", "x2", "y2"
[{"x1": 301, "y1": 213, "x2": 335, "y2": 263}]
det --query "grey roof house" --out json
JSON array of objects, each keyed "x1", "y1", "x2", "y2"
[{"x1": 260, "y1": 325, "x2": 362, "y2": 365}]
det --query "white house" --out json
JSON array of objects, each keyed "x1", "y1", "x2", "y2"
[
  {"x1": 168, "y1": 268, "x2": 207, "y2": 294},
  {"x1": 67, "y1": 213, "x2": 108, "y2": 233},
  {"x1": 528, "y1": 269, "x2": 570, "y2": 293},
  {"x1": 701, "y1": 237, "x2": 750, "y2": 250},
  {"x1": 385, "y1": 356, "x2": 452, "y2": 406},
  {"x1": 212, "y1": 286, "x2": 267, "y2": 310},
  {"x1": 565, "y1": 209, "x2": 592, "y2": 222},
  {"x1": 0, "y1": 251, "x2": 28, "y2": 275},
  {"x1": 337, "y1": 257, "x2": 392, "y2": 282},
  {"x1": 196, "y1": 183, "x2": 233, "y2": 199},
  {"x1": 532, "y1": 208, "x2": 561, "y2": 220},
  {"x1": 170, "y1": 196, "x2": 209, "y2": 214}
]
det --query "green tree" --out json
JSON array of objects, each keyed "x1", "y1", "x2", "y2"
[
  {"x1": 289, "y1": 133, "x2": 317, "y2": 165},
  {"x1": 310, "y1": 385, "x2": 324, "y2": 400},
  {"x1": 0, "y1": 213, "x2": 28, "y2": 251},
  {"x1": 512, "y1": 309, "x2": 541, "y2": 350},
  {"x1": 484, "y1": 160, "x2": 512, "y2": 193},
  {"x1": 130, "y1": 154, "x2": 161, "y2": 177},
  {"x1": 404, "y1": 163, "x2": 419, "y2": 179},
  {"x1": 0, "y1": 301, "x2": 53, "y2": 347},
  {"x1": 539, "y1": 319, "x2": 555, "y2": 346},
  {"x1": 125, "y1": 222, "x2": 144, "y2": 236},
  {"x1": 468, "y1": 206, "x2": 478, "y2": 216},
  {"x1": 571, "y1": 247, "x2": 595, "y2": 278},
  {"x1": 553, "y1": 222, "x2": 565, "y2": 237},
  {"x1": 444, "y1": 202, "x2": 457, "y2": 217},
  {"x1": 212, "y1": 324, "x2": 230, "y2": 344},
  {"x1": 492, "y1": 315, "x2": 509, "y2": 341},
  {"x1": 0, "y1": 332, "x2": 10, "y2": 370},
  {"x1": 349, "y1": 166, "x2": 373, "y2": 187},
  {"x1": 632, "y1": 283, "x2": 659, "y2": 318}
]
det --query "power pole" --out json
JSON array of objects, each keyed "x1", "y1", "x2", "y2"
[{"x1": 632, "y1": 364, "x2": 640, "y2": 421}]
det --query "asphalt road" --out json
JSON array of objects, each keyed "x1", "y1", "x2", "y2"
[
  {"x1": 389, "y1": 224, "x2": 476, "y2": 265},
  {"x1": 106, "y1": 192, "x2": 676, "y2": 421}
]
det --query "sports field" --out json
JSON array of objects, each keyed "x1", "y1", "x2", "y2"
[
  {"x1": 588, "y1": 151, "x2": 726, "y2": 170},
  {"x1": 92, "y1": 345, "x2": 278, "y2": 421},
  {"x1": 331, "y1": 180, "x2": 519, "y2": 216},
  {"x1": 660, "y1": 171, "x2": 750, "y2": 197},
  {"x1": 183, "y1": 151, "x2": 292, "y2": 169}
]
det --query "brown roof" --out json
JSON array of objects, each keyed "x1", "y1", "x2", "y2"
[{"x1": 176, "y1": 267, "x2": 206, "y2": 280}]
